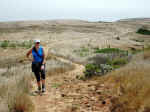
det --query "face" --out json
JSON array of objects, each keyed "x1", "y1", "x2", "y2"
[{"x1": 35, "y1": 42, "x2": 40, "y2": 48}]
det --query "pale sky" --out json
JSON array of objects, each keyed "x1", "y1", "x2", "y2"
[{"x1": 0, "y1": 0, "x2": 149, "y2": 22}]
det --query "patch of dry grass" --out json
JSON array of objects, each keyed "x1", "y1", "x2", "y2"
[
  {"x1": 144, "y1": 49, "x2": 150, "y2": 59},
  {"x1": 99, "y1": 54, "x2": 150, "y2": 112},
  {"x1": 0, "y1": 54, "x2": 75, "y2": 112},
  {"x1": 46, "y1": 58, "x2": 75, "y2": 76},
  {"x1": 0, "y1": 66, "x2": 34, "y2": 112},
  {"x1": 12, "y1": 93, "x2": 34, "y2": 112}
]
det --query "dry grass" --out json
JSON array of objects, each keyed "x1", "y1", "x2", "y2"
[
  {"x1": 0, "y1": 100, "x2": 9, "y2": 112},
  {"x1": 144, "y1": 49, "x2": 150, "y2": 59},
  {"x1": 0, "y1": 19, "x2": 149, "y2": 112},
  {"x1": 0, "y1": 54, "x2": 75, "y2": 112},
  {"x1": 0, "y1": 65, "x2": 34, "y2": 112},
  {"x1": 13, "y1": 93, "x2": 34, "y2": 112},
  {"x1": 99, "y1": 54, "x2": 150, "y2": 112},
  {"x1": 46, "y1": 58, "x2": 75, "y2": 76}
]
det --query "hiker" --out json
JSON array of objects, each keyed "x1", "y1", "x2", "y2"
[{"x1": 26, "y1": 39, "x2": 46, "y2": 93}]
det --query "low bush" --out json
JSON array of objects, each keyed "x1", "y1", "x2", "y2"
[
  {"x1": 74, "y1": 47, "x2": 90, "y2": 57},
  {"x1": 84, "y1": 58, "x2": 128, "y2": 78},
  {"x1": 0, "y1": 40, "x2": 9, "y2": 48},
  {"x1": 107, "y1": 58, "x2": 128, "y2": 69},
  {"x1": 18, "y1": 40, "x2": 33, "y2": 49},
  {"x1": 136, "y1": 28, "x2": 150, "y2": 35},
  {"x1": 94, "y1": 48, "x2": 125, "y2": 54},
  {"x1": 0, "y1": 40, "x2": 33, "y2": 49},
  {"x1": 84, "y1": 64, "x2": 101, "y2": 78},
  {"x1": 131, "y1": 38, "x2": 144, "y2": 42},
  {"x1": 84, "y1": 48, "x2": 130, "y2": 78},
  {"x1": 84, "y1": 63, "x2": 113, "y2": 78},
  {"x1": 130, "y1": 49, "x2": 143, "y2": 54}
]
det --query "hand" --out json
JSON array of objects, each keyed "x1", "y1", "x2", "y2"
[{"x1": 41, "y1": 65, "x2": 45, "y2": 70}]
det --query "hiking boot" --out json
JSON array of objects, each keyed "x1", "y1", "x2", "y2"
[
  {"x1": 42, "y1": 87, "x2": 46, "y2": 93},
  {"x1": 35, "y1": 87, "x2": 41, "y2": 94},
  {"x1": 37, "y1": 86, "x2": 41, "y2": 93},
  {"x1": 42, "y1": 84, "x2": 46, "y2": 93}
]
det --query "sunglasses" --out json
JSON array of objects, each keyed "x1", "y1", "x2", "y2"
[{"x1": 36, "y1": 42, "x2": 40, "y2": 44}]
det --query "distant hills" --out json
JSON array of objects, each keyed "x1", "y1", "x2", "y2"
[
  {"x1": 118, "y1": 17, "x2": 150, "y2": 22},
  {"x1": 0, "y1": 18, "x2": 150, "y2": 29}
]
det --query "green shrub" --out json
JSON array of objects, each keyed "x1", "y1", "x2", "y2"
[
  {"x1": 81, "y1": 47, "x2": 89, "y2": 52},
  {"x1": 85, "y1": 64, "x2": 99, "y2": 72},
  {"x1": 51, "y1": 83, "x2": 61, "y2": 89},
  {"x1": 84, "y1": 63, "x2": 113, "y2": 78},
  {"x1": 129, "y1": 49, "x2": 143, "y2": 54},
  {"x1": 84, "y1": 64, "x2": 101, "y2": 78},
  {"x1": 84, "y1": 58, "x2": 129, "y2": 79},
  {"x1": 131, "y1": 38, "x2": 144, "y2": 42},
  {"x1": 9, "y1": 43, "x2": 17, "y2": 48},
  {"x1": 94, "y1": 48, "x2": 125, "y2": 54},
  {"x1": 84, "y1": 48, "x2": 129, "y2": 78},
  {"x1": 107, "y1": 58, "x2": 128, "y2": 69},
  {"x1": 74, "y1": 47, "x2": 89, "y2": 57},
  {"x1": 136, "y1": 28, "x2": 150, "y2": 35},
  {"x1": 0, "y1": 40, "x2": 9, "y2": 48},
  {"x1": 17, "y1": 40, "x2": 33, "y2": 49},
  {"x1": 0, "y1": 40, "x2": 33, "y2": 49}
]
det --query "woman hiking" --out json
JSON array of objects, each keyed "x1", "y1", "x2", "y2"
[{"x1": 26, "y1": 39, "x2": 46, "y2": 93}]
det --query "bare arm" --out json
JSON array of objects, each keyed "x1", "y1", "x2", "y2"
[
  {"x1": 42, "y1": 48, "x2": 46, "y2": 65},
  {"x1": 26, "y1": 48, "x2": 33, "y2": 58}
]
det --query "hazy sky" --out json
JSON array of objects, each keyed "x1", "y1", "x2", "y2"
[{"x1": 0, "y1": 0, "x2": 149, "y2": 22}]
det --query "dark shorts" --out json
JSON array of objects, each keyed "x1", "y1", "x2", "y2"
[{"x1": 32, "y1": 62, "x2": 46, "y2": 82}]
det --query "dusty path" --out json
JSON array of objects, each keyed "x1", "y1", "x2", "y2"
[
  {"x1": 31, "y1": 55, "x2": 85, "y2": 112},
  {"x1": 30, "y1": 47, "x2": 112, "y2": 112}
]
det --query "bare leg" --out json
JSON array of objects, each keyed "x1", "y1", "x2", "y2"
[
  {"x1": 41, "y1": 79, "x2": 45, "y2": 85},
  {"x1": 37, "y1": 81, "x2": 41, "y2": 91}
]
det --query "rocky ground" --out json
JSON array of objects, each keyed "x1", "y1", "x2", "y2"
[{"x1": 31, "y1": 56, "x2": 112, "y2": 112}]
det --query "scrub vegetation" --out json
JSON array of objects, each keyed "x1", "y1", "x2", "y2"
[
  {"x1": 0, "y1": 40, "x2": 33, "y2": 49},
  {"x1": 0, "y1": 19, "x2": 150, "y2": 112}
]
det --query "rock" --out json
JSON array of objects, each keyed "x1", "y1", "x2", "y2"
[
  {"x1": 116, "y1": 37, "x2": 120, "y2": 40},
  {"x1": 100, "y1": 84, "x2": 105, "y2": 87},
  {"x1": 96, "y1": 90, "x2": 103, "y2": 95},
  {"x1": 102, "y1": 101, "x2": 106, "y2": 105},
  {"x1": 61, "y1": 94, "x2": 66, "y2": 97}
]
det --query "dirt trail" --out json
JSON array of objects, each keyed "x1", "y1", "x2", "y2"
[
  {"x1": 31, "y1": 55, "x2": 84, "y2": 112},
  {"x1": 31, "y1": 47, "x2": 112, "y2": 112}
]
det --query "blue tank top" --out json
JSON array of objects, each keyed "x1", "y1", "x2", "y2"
[{"x1": 32, "y1": 45, "x2": 43, "y2": 63}]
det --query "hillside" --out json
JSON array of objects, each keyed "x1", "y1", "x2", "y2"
[
  {"x1": 0, "y1": 18, "x2": 150, "y2": 112},
  {"x1": 0, "y1": 18, "x2": 149, "y2": 66}
]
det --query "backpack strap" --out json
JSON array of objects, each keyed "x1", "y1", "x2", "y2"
[{"x1": 33, "y1": 46, "x2": 43, "y2": 58}]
